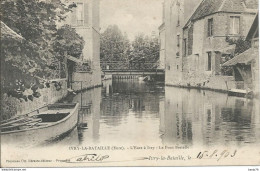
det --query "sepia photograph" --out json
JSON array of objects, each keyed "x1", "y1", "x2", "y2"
[{"x1": 0, "y1": 0, "x2": 259, "y2": 168}]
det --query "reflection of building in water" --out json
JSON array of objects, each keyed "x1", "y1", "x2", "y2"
[
  {"x1": 162, "y1": 87, "x2": 260, "y2": 146},
  {"x1": 72, "y1": 87, "x2": 102, "y2": 144},
  {"x1": 102, "y1": 80, "x2": 113, "y2": 95},
  {"x1": 159, "y1": 99, "x2": 165, "y2": 134},
  {"x1": 91, "y1": 88, "x2": 101, "y2": 143},
  {"x1": 101, "y1": 94, "x2": 129, "y2": 126}
]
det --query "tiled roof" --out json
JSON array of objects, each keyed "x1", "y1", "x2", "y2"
[
  {"x1": 191, "y1": 0, "x2": 224, "y2": 21},
  {"x1": 1, "y1": 21, "x2": 24, "y2": 40},
  {"x1": 242, "y1": 0, "x2": 259, "y2": 9},
  {"x1": 190, "y1": 0, "x2": 258, "y2": 22},
  {"x1": 222, "y1": 48, "x2": 258, "y2": 66}
]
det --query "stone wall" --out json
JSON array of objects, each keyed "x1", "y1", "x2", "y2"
[
  {"x1": 159, "y1": 24, "x2": 166, "y2": 69},
  {"x1": 2, "y1": 79, "x2": 68, "y2": 120},
  {"x1": 181, "y1": 55, "x2": 236, "y2": 91},
  {"x1": 177, "y1": 12, "x2": 255, "y2": 92},
  {"x1": 72, "y1": 72, "x2": 93, "y2": 91}
]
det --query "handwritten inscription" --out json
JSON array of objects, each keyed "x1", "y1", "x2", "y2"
[
  {"x1": 196, "y1": 150, "x2": 237, "y2": 161},
  {"x1": 67, "y1": 154, "x2": 109, "y2": 163}
]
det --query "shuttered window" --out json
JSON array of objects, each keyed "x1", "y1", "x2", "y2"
[{"x1": 230, "y1": 16, "x2": 240, "y2": 35}]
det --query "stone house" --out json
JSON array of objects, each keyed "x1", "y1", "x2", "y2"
[
  {"x1": 158, "y1": 22, "x2": 166, "y2": 70},
  {"x1": 160, "y1": 0, "x2": 201, "y2": 85},
  {"x1": 223, "y1": 13, "x2": 259, "y2": 96},
  {"x1": 63, "y1": 0, "x2": 102, "y2": 90},
  {"x1": 180, "y1": 0, "x2": 258, "y2": 90}
]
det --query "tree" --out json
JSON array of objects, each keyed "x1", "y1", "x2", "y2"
[
  {"x1": 222, "y1": 36, "x2": 251, "y2": 75},
  {"x1": 0, "y1": 0, "x2": 79, "y2": 73},
  {"x1": 0, "y1": 0, "x2": 83, "y2": 101},
  {"x1": 100, "y1": 25, "x2": 130, "y2": 62},
  {"x1": 131, "y1": 33, "x2": 159, "y2": 62},
  {"x1": 54, "y1": 25, "x2": 84, "y2": 59},
  {"x1": 226, "y1": 36, "x2": 251, "y2": 55}
]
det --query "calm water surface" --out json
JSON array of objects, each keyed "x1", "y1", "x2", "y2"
[{"x1": 48, "y1": 79, "x2": 260, "y2": 148}]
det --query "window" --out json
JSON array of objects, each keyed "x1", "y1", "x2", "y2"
[
  {"x1": 176, "y1": 1, "x2": 180, "y2": 26},
  {"x1": 207, "y1": 109, "x2": 211, "y2": 122},
  {"x1": 168, "y1": 65, "x2": 171, "y2": 70},
  {"x1": 76, "y1": 3, "x2": 84, "y2": 26},
  {"x1": 177, "y1": 35, "x2": 180, "y2": 47},
  {"x1": 230, "y1": 16, "x2": 240, "y2": 35},
  {"x1": 208, "y1": 18, "x2": 213, "y2": 37},
  {"x1": 207, "y1": 52, "x2": 212, "y2": 71},
  {"x1": 177, "y1": 65, "x2": 179, "y2": 70},
  {"x1": 183, "y1": 38, "x2": 187, "y2": 57}
]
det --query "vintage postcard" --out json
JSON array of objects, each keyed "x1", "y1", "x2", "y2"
[{"x1": 1, "y1": 0, "x2": 259, "y2": 167}]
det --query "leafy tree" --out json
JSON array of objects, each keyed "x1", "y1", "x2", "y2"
[
  {"x1": 100, "y1": 25, "x2": 130, "y2": 62},
  {"x1": 222, "y1": 36, "x2": 251, "y2": 76},
  {"x1": 53, "y1": 24, "x2": 85, "y2": 60},
  {"x1": 0, "y1": 0, "x2": 79, "y2": 73},
  {"x1": 226, "y1": 36, "x2": 251, "y2": 55},
  {"x1": 0, "y1": 0, "x2": 83, "y2": 102},
  {"x1": 131, "y1": 33, "x2": 159, "y2": 62}
]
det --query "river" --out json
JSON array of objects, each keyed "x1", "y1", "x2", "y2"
[{"x1": 45, "y1": 79, "x2": 260, "y2": 148}]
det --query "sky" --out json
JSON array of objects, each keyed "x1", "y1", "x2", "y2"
[{"x1": 100, "y1": 0, "x2": 164, "y2": 40}]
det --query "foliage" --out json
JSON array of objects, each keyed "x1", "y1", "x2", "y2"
[
  {"x1": 100, "y1": 25, "x2": 160, "y2": 64},
  {"x1": 1, "y1": 0, "x2": 75, "y2": 46},
  {"x1": 0, "y1": 0, "x2": 83, "y2": 101},
  {"x1": 226, "y1": 36, "x2": 251, "y2": 55},
  {"x1": 130, "y1": 33, "x2": 159, "y2": 62},
  {"x1": 222, "y1": 36, "x2": 251, "y2": 76},
  {"x1": 1, "y1": 0, "x2": 82, "y2": 75},
  {"x1": 100, "y1": 25, "x2": 131, "y2": 62},
  {"x1": 53, "y1": 25, "x2": 85, "y2": 60}
]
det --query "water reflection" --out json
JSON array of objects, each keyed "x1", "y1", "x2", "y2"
[
  {"x1": 48, "y1": 79, "x2": 259, "y2": 148},
  {"x1": 162, "y1": 87, "x2": 260, "y2": 147}
]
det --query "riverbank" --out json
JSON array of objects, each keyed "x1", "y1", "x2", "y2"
[
  {"x1": 1, "y1": 77, "x2": 103, "y2": 121},
  {"x1": 165, "y1": 83, "x2": 259, "y2": 99},
  {"x1": 35, "y1": 79, "x2": 260, "y2": 148}
]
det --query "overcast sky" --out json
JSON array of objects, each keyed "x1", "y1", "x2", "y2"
[{"x1": 100, "y1": 0, "x2": 164, "y2": 40}]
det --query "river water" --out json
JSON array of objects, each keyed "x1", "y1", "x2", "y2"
[{"x1": 47, "y1": 79, "x2": 260, "y2": 148}]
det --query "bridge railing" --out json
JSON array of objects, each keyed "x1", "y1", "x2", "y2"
[{"x1": 100, "y1": 61, "x2": 159, "y2": 70}]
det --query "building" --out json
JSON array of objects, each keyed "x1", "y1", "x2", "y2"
[
  {"x1": 181, "y1": 0, "x2": 258, "y2": 90},
  {"x1": 223, "y1": 13, "x2": 259, "y2": 96},
  {"x1": 161, "y1": 0, "x2": 258, "y2": 91},
  {"x1": 158, "y1": 2, "x2": 166, "y2": 70},
  {"x1": 64, "y1": 0, "x2": 101, "y2": 90},
  {"x1": 159, "y1": 0, "x2": 201, "y2": 84},
  {"x1": 158, "y1": 22, "x2": 166, "y2": 69}
]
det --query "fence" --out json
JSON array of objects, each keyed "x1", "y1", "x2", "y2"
[{"x1": 100, "y1": 60, "x2": 159, "y2": 70}]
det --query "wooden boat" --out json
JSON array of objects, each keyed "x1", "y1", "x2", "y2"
[{"x1": 0, "y1": 103, "x2": 79, "y2": 147}]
